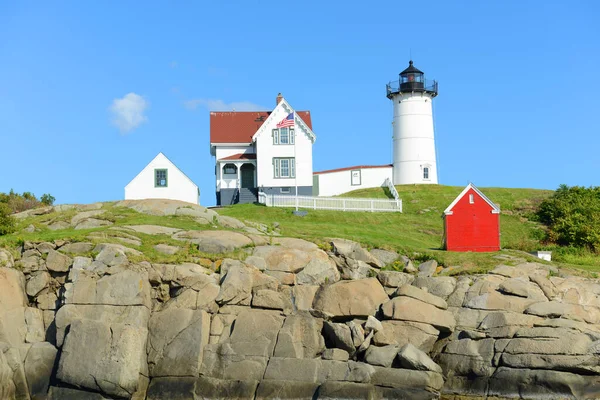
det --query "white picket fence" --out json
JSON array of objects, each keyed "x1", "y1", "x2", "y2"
[{"x1": 258, "y1": 192, "x2": 402, "y2": 213}]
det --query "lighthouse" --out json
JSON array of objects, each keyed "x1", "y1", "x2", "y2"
[{"x1": 386, "y1": 60, "x2": 439, "y2": 185}]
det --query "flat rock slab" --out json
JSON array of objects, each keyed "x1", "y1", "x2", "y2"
[
  {"x1": 115, "y1": 199, "x2": 217, "y2": 219},
  {"x1": 313, "y1": 278, "x2": 389, "y2": 318},
  {"x1": 74, "y1": 218, "x2": 113, "y2": 230},
  {"x1": 47, "y1": 221, "x2": 70, "y2": 231},
  {"x1": 147, "y1": 309, "x2": 210, "y2": 377},
  {"x1": 56, "y1": 319, "x2": 148, "y2": 398},
  {"x1": 382, "y1": 296, "x2": 456, "y2": 333},
  {"x1": 125, "y1": 225, "x2": 182, "y2": 235},
  {"x1": 71, "y1": 210, "x2": 105, "y2": 226},
  {"x1": 154, "y1": 244, "x2": 180, "y2": 255},
  {"x1": 271, "y1": 237, "x2": 320, "y2": 251},
  {"x1": 55, "y1": 304, "x2": 150, "y2": 347},
  {"x1": 58, "y1": 242, "x2": 95, "y2": 254},
  {"x1": 0, "y1": 268, "x2": 28, "y2": 311},
  {"x1": 172, "y1": 230, "x2": 253, "y2": 253},
  {"x1": 373, "y1": 320, "x2": 439, "y2": 353}
]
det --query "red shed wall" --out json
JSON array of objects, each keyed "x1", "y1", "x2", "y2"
[{"x1": 444, "y1": 188, "x2": 500, "y2": 252}]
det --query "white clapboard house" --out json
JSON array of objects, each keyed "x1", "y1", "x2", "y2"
[
  {"x1": 124, "y1": 152, "x2": 200, "y2": 204},
  {"x1": 210, "y1": 94, "x2": 316, "y2": 205}
]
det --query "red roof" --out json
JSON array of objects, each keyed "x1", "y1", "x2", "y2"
[
  {"x1": 218, "y1": 153, "x2": 257, "y2": 161},
  {"x1": 314, "y1": 164, "x2": 393, "y2": 175},
  {"x1": 210, "y1": 111, "x2": 312, "y2": 144}
]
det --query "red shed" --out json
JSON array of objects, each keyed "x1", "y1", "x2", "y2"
[{"x1": 442, "y1": 183, "x2": 501, "y2": 252}]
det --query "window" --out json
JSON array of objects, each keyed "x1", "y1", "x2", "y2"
[
  {"x1": 351, "y1": 170, "x2": 361, "y2": 186},
  {"x1": 223, "y1": 164, "x2": 237, "y2": 175},
  {"x1": 280, "y1": 187, "x2": 291, "y2": 194},
  {"x1": 273, "y1": 158, "x2": 295, "y2": 178},
  {"x1": 155, "y1": 169, "x2": 168, "y2": 187},
  {"x1": 469, "y1": 194, "x2": 474, "y2": 204},
  {"x1": 280, "y1": 128, "x2": 289, "y2": 144},
  {"x1": 423, "y1": 167, "x2": 429, "y2": 180},
  {"x1": 272, "y1": 128, "x2": 295, "y2": 145}
]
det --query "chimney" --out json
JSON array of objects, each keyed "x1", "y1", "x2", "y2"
[{"x1": 276, "y1": 93, "x2": 283, "y2": 105}]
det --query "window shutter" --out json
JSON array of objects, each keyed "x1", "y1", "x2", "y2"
[
  {"x1": 290, "y1": 129, "x2": 295, "y2": 144},
  {"x1": 291, "y1": 158, "x2": 295, "y2": 178},
  {"x1": 272, "y1": 129, "x2": 278, "y2": 145}
]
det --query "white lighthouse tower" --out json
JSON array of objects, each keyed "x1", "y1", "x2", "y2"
[{"x1": 386, "y1": 60, "x2": 439, "y2": 185}]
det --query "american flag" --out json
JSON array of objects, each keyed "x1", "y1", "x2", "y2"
[{"x1": 276, "y1": 112, "x2": 294, "y2": 128}]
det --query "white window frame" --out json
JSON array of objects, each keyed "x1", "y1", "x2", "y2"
[
  {"x1": 273, "y1": 128, "x2": 294, "y2": 145},
  {"x1": 351, "y1": 170, "x2": 361, "y2": 186},
  {"x1": 279, "y1": 128, "x2": 289, "y2": 144},
  {"x1": 422, "y1": 164, "x2": 431, "y2": 181},
  {"x1": 280, "y1": 187, "x2": 291, "y2": 194},
  {"x1": 469, "y1": 194, "x2": 474, "y2": 204},
  {"x1": 273, "y1": 158, "x2": 296, "y2": 178}
]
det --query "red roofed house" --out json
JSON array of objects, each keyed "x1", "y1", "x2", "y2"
[
  {"x1": 210, "y1": 94, "x2": 316, "y2": 205},
  {"x1": 443, "y1": 183, "x2": 501, "y2": 252}
]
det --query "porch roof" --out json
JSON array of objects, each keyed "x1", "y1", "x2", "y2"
[{"x1": 218, "y1": 153, "x2": 257, "y2": 161}]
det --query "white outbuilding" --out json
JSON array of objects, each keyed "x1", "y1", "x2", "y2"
[{"x1": 124, "y1": 152, "x2": 199, "y2": 204}]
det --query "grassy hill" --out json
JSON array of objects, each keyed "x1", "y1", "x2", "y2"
[
  {"x1": 1, "y1": 185, "x2": 597, "y2": 275},
  {"x1": 217, "y1": 185, "x2": 598, "y2": 274}
]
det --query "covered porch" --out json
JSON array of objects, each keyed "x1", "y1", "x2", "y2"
[{"x1": 217, "y1": 153, "x2": 257, "y2": 205}]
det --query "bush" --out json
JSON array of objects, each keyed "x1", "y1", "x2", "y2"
[
  {"x1": 40, "y1": 193, "x2": 56, "y2": 206},
  {"x1": 0, "y1": 203, "x2": 15, "y2": 236},
  {"x1": 537, "y1": 185, "x2": 600, "y2": 251},
  {"x1": 0, "y1": 189, "x2": 55, "y2": 213}
]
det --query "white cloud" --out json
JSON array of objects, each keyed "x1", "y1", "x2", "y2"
[
  {"x1": 109, "y1": 93, "x2": 149, "y2": 134},
  {"x1": 183, "y1": 98, "x2": 267, "y2": 111}
]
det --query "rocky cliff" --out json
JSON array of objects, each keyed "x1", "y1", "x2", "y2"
[{"x1": 0, "y1": 200, "x2": 599, "y2": 399}]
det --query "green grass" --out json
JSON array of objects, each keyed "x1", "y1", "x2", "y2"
[
  {"x1": 2, "y1": 185, "x2": 598, "y2": 275},
  {"x1": 217, "y1": 184, "x2": 595, "y2": 274}
]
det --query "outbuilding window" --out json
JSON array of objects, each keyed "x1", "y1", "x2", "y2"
[
  {"x1": 155, "y1": 169, "x2": 168, "y2": 187},
  {"x1": 423, "y1": 167, "x2": 429, "y2": 180},
  {"x1": 469, "y1": 194, "x2": 474, "y2": 204},
  {"x1": 223, "y1": 164, "x2": 237, "y2": 175}
]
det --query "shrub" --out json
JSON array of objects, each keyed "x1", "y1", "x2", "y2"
[
  {"x1": 40, "y1": 193, "x2": 56, "y2": 206},
  {"x1": 537, "y1": 185, "x2": 600, "y2": 251},
  {"x1": 0, "y1": 203, "x2": 15, "y2": 236},
  {"x1": 0, "y1": 190, "x2": 55, "y2": 213}
]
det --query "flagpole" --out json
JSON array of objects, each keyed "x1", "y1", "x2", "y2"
[{"x1": 294, "y1": 117, "x2": 298, "y2": 211}]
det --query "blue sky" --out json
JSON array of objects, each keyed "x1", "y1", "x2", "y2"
[{"x1": 1, "y1": 1, "x2": 598, "y2": 206}]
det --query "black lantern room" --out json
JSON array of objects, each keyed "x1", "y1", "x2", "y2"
[
  {"x1": 400, "y1": 60, "x2": 425, "y2": 91},
  {"x1": 386, "y1": 60, "x2": 438, "y2": 99}
]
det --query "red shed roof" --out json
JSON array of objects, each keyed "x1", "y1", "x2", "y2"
[
  {"x1": 444, "y1": 183, "x2": 500, "y2": 216},
  {"x1": 218, "y1": 153, "x2": 257, "y2": 161},
  {"x1": 314, "y1": 164, "x2": 392, "y2": 175},
  {"x1": 210, "y1": 111, "x2": 312, "y2": 144}
]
